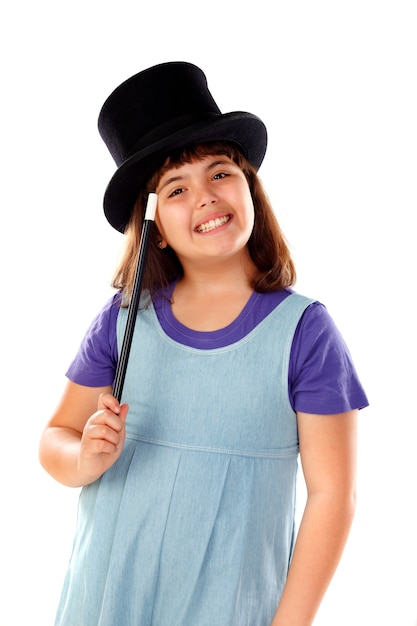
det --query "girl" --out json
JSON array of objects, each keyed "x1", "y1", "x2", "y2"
[{"x1": 39, "y1": 62, "x2": 368, "y2": 626}]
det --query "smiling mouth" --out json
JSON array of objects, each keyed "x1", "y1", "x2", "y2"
[{"x1": 195, "y1": 215, "x2": 231, "y2": 233}]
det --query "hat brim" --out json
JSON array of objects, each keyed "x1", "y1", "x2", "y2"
[{"x1": 103, "y1": 111, "x2": 267, "y2": 232}]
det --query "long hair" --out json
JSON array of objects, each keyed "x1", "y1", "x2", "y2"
[{"x1": 111, "y1": 141, "x2": 296, "y2": 305}]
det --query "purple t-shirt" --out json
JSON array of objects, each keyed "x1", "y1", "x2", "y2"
[{"x1": 66, "y1": 287, "x2": 368, "y2": 414}]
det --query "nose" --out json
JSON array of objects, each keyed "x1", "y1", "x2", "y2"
[{"x1": 196, "y1": 182, "x2": 218, "y2": 209}]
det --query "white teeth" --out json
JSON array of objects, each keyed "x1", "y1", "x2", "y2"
[{"x1": 196, "y1": 215, "x2": 230, "y2": 233}]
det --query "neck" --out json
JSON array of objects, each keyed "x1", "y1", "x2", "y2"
[
  {"x1": 178, "y1": 249, "x2": 256, "y2": 293},
  {"x1": 171, "y1": 255, "x2": 257, "y2": 331},
  {"x1": 180, "y1": 260, "x2": 255, "y2": 296}
]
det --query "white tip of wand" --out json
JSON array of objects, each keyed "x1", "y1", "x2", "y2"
[{"x1": 144, "y1": 192, "x2": 158, "y2": 221}]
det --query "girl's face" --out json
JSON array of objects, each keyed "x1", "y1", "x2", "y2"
[{"x1": 155, "y1": 154, "x2": 255, "y2": 269}]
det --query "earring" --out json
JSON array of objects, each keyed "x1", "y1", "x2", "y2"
[{"x1": 157, "y1": 240, "x2": 167, "y2": 249}]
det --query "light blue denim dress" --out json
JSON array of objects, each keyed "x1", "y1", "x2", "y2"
[{"x1": 55, "y1": 292, "x2": 314, "y2": 626}]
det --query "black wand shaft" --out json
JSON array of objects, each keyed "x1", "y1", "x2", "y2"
[{"x1": 113, "y1": 193, "x2": 157, "y2": 401}]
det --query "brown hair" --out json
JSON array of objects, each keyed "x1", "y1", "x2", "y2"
[{"x1": 111, "y1": 141, "x2": 296, "y2": 305}]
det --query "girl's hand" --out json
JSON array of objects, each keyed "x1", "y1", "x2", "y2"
[{"x1": 78, "y1": 393, "x2": 129, "y2": 481}]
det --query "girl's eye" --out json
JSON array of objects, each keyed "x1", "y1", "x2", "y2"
[
  {"x1": 168, "y1": 187, "x2": 185, "y2": 197},
  {"x1": 213, "y1": 172, "x2": 228, "y2": 180}
]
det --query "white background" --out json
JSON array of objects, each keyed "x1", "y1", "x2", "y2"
[{"x1": 1, "y1": 1, "x2": 416, "y2": 624}]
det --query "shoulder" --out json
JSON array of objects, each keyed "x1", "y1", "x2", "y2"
[
  {"x1": 289, "y1": 298, "x2": 369, "y2": 413},
  {"x1": 85, "y1": 291, "x2": 122, "y2": 338},
  {"x1": 65, "y1": 291, "x2": 122, "y2": 386},
  {"x1": 256, "y1": 289, "x2": 318, "y2": 332},
  {"x1": 291, "y1": 298, "x2": 352, "y2": 374},
  {"x1": 295, "y1": 299, "x2": 351, "y2": 354}
]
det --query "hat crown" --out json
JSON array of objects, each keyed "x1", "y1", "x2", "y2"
[{"x1": 98, "y1": 62, "x2": 221, "y2": 167}]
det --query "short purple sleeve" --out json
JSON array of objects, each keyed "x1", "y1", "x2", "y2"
[
  {"x1": 289, "y1": 302, "x2": 368, "y2": 414},
  {"x1": 65, "y1": 292, "x2": 121, "y2": 387}
]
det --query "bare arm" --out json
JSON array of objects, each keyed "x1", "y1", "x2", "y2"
[
  {"x1": 39, "y1": 380, "x2": 128, "y2": 487},
  {"x1": 271, "y1": 409, "x2": 358, "y2": 626}
]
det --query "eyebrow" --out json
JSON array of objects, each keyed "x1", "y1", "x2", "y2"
[
  {"x1": 158, "y1": 174, "x2": 184, "y2": 193},
  {"x1": 157, "y1": 159, "x2": 233, "y2": 193}
]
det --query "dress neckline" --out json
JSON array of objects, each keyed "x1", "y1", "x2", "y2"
[{"x1": 151, "y1": 282, "x2": 291, "y2": 349}]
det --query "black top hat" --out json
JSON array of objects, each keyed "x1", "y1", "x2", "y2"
[{"x1": 98, "y1": 61, "x2": 268, "y2": 232}]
